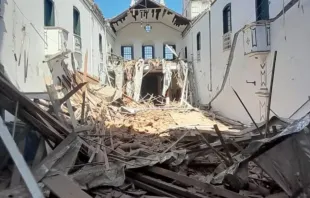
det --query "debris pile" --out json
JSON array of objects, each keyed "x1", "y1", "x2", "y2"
[{"x1": 0, "y1": 59, "x2": 309, "y2": 198}]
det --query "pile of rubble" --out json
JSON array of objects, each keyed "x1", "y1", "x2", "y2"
[{"x1": 1, "y1": 60, "x2": 310, "y2": 198}]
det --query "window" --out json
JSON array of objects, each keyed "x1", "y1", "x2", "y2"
[
  {"x1": 196, "y1": 32, "x2": 201, "y2": 51},
  {"x1": 73, "y1": 7, "x2": 81, "y2": 36},
  {"x1": 163, "y1": 44, "x2": 176, "y2": 60},
  {"x1": 184, "y1": 47, "x2": 187, "y2": 59},
  {"x1": 142, "y1": 45, "x2": 154, "y2": 59},
  {"x1": 121, "y1": 46, "x2": 133, "y2": 60},
  {"x1": 256, "y1": 0, "x2": 269, "y2": 20},
  {"x1": 99, "y1": 34, "x2": 102, "y2": 52},
  {"x1": 223, "y1": 3, "x2": 232, "y2": 34},
  {"x1": 44, "y1": 0, "x2": 55, "y2": 26}
]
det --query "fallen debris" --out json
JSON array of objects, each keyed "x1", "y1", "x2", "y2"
[{"x1": 0, "y1": 55, "x2": 302, "y2": 198}]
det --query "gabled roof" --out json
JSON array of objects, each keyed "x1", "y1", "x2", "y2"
[{"x1": 109, "y1": 0, "x2": 190, "y2": 33}]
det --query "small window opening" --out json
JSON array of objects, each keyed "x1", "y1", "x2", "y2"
[
  {"x1": 73, "y1": 7, "x2": 81, "y2": 36},
  {"x1": 99, "y1": 34, "x2": 102, "y2": 52},
  {"x1": 184, "y1": 47, "x2": 188, "y2": 59},
  {"x1": 196, "y1": 32, "x2": 201, "y2": 51},
  {"x1": 256, "y1": 0, "x2": 269, "y2": 20},
  {"x1": 223, "y1": 3, "x2": 232, "y2": 34},
  {"x1": 44, "y1": 0, "x2": 55, "y2": 26},
  {"x1": 164, "y1": 44, "x2": 176, "y2": 60}
]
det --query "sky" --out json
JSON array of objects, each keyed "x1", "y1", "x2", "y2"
[{"x1": 95, "y1": 0, "x2": 183, "y2": 19}]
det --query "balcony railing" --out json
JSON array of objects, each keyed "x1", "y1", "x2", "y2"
[
  {"x1": 223, "y1": 32, "x2": 232, "y2": 51},
  {"x1": 73, "y1": 34, "x2": 82, "y2": 53},
  {"x1": 44, "y1": 27, "x2": 68, "y2": 56},
  {"x1": 243, "y1": 21, "x2": 271, "y2": 55}
]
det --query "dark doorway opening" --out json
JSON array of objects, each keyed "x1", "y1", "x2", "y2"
[{"x1": 141, "y1": 73, "x2": 163, "y2": 100}]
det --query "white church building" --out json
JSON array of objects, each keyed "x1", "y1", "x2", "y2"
[{"x1": 0, "y1": 0, "x2": 309, "y2": 124}]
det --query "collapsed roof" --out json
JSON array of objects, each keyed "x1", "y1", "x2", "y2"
[{"x1": 109, "y1": 0, "x2": 190, "y2": 33}]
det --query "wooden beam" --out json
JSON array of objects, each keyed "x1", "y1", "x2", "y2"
[
  {"x1": 0, "y1": 117, "x2": 44, "y2": 198},
  {"x1": 0, "y1": 75, "x2": 71, "y2": 136},
  {"x1": 214, "y1": 124, "x2": 234, "y2": 165},
  {"x1": 145, "y1": 167, "x2": 246, "y2": 198},
  {"x1": 58, "y1": 82, "x2": 87, "y2": 105},
  {"x1": 43, "y1": 174, "x2": 92, "y2": 198},
  {"x1": 32, "y1": 132, "x2": 78, "y2": 181},
  {"x1": 127, "y1": 171, "x2": 205, "y2": 198}
]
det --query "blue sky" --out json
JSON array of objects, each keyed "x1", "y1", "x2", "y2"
[{"x1": 95, "y1": 0, "x2": 183, "y2": 19}]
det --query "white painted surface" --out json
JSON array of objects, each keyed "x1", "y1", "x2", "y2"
[
  {"x1": 0, "y1": 0, "x2": 107, "y2": 92},
  {"x1": 114, "y1": 22, "x2": 183, "y2": 59},
  {"x1": 2, "y1": 0, "x2": 310, "y2": 125},
  {"x1": 183, "y1": 0, "x2": 310, "y2": 124},
  {"x1": 183, "y1": 0, "x2": 210, "y2": 19}
]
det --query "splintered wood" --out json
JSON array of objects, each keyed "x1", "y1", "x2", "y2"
[{"x1": 0, "y1": 57, "x2": 292, "y2": 198}]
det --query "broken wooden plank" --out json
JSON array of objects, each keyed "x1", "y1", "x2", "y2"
[
  {"x1": 81, "y1": 50, "x2": 88, "y2": 124},
  {"x1": 126, "y1": 178, "x2": 178, "y2": 198},
  {"x1": 0, "y1": 117, "x2": 44, "y2": 198},
  {"x1": 145, "y1": 166, "x2": 246, "y2": 198},
  {"x1": 43, "y1": 174, "x2": 92, "y2": 198},
  {"x1": 0, "y1": 75, "x2": 71, "y2": 136},
  {"x1": 214, "y1": 124, "x2": 234, "y2": 165},
  {"x1": 74, "y1": 124, "x2": 94, "y2": 133},
  {"x1": 196, "y1": 128, "x2": 231, "y2": 166},
  {"x1": 162, "y1": 131, "x2": 190, "y2": 155},
  {"x1": 127, "y1": 171, "x2": 205, "y2": 198},
  {"x1": 61, "y1": 80, "x2": 79, "y2": 128},
  {"x1": 51, "y1": 136, "x2": 82, "y2": 174},
  {"x1": 58, "y1": 82, "x2": 87, "y2": 105},
  {"x1": 32, "y1": 137, "x2": 47, "y2": 168},
  {"x1": 10, "y1": 128, "x2": 27, "y2": 187},
  {"x1": 45, "y1": 84, "x2": 68, "y2": 125},
  {"x1": 33, "y1": 132, "x2": 78, "y2": 181}
]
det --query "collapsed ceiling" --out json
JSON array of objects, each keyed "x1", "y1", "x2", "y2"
[{"x1": 109, "y1": 0, "x2": 190, "y2": 33}]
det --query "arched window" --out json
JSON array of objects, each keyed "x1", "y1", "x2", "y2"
[
  {"x1": 223, "y1": 3, "x2": 231, "y2": 34},
  {"x1": 44, "y1": 0, "x2": 55, "y2": 26},
  {"x1": 99, "y1": 34, "x2": 102, "y2": 52},
  {"x1": 73, "y1": 7, "x2": 81, "y2": 36},
  {"x1": 196, "y1": 32, "x2": 201, "y2": 51}
]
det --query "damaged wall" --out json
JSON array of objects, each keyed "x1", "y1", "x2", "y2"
[
  {"x1": 0, "y1": 0, "x2": 108, "y2": 92},
  {"x1": 183, "y1": 0, "x2": 310, "y2": 124}
]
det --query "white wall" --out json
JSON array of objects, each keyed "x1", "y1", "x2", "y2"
[
  {"x1": 184, "y1": 0, "x2": 310, "y2": 124},
  {"x1": 114, "y1": 22, "x2": 183, "y2": 59},
  {"x1": 183, "y1": 0, "x2": 210, "y2": 19},
  {"x1": 0, "y1": 0, "x2": 107, "y2": 92}
]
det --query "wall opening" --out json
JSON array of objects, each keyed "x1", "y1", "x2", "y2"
[
  {"x1": 141, "y1": 73, "x2": 163, "y2": 100},
  {"x1": 256, "y1": 0, "x2": 269, "y2": 20},
  {"x1": 223, "y1": 3, "x2": 232, "y2": 34},
  {"x1": 121, "y1": 46, "x2": 133, "y2": 60},
  {"x1": 184, "y1": 46, "x2": 187, "y2": 59},
  {"x1": 73, "y1": 7, "x2": 81, "y2": 36},
  {"x1": 99, "y1": 34, "x2": 102, "y2": 52},
  {"x1": 163, "y1": 44, "x2": 176, "y2": 60},
  {"x1": 142, "y1": 45, "x2": 154, "y2": 59},
  {"x1": 44, "y1": 0, "x2": 55, "y2": 26},
  {"x1": 196, "y1": 32, "x2": 201, "y2": 51}
]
